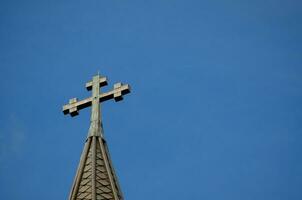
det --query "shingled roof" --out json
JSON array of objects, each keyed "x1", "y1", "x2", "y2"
[{"x1": 68, "y1": 134, "x2": 123, "y2": 200}]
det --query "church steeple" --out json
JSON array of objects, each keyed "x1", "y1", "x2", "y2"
[{"x1": 62, "y1": 74, "x2": 131, "y2": 200}]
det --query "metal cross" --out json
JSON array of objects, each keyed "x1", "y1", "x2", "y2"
[{"x1": 62, "y1": 74, "x2": 130, "y2": 136}]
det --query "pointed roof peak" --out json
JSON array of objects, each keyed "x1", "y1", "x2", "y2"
[{"x1": 69, "y1": 136, "x2": 123, "y2": 200}]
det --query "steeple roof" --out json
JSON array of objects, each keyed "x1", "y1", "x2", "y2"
[{"x1": 68, "y1": 134, "x2": 123, "y2": 200}]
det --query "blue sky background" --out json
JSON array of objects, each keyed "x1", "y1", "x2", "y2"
[{"x1": 0, "y1": 0, "x2": 302, "y2": 199}]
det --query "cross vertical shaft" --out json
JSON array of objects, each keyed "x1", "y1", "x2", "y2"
[
  {"x1": 90, "y1": 75, "x2": 101, "y2": 200},
  {"x1": 88, "y1": 75, "x2": 102, "y2": 138}
]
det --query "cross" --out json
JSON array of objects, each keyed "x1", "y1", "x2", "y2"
[
  {"x1": 63, "y1": 74, "x2": 130, "y2": 200},
  {"x1": 62, "y1": 74, "x2": 130, "y2": 136}
]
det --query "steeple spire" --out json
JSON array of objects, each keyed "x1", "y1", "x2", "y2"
[{"x1": 62, "y1": 74, "x2": 131, "y2": 200}]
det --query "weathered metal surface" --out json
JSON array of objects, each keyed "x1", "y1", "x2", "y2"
[
  {"x1": 62, "y1": 79, "x2": 130, "y2": 117},
  {"x1": 63, "y1": 74, "x2": 130, "y2": 200}
]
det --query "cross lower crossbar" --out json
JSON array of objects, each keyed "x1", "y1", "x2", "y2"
[{"x1": 63, "y1": 83, "x2": 130, "y2": 117}]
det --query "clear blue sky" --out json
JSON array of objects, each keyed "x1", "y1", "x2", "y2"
[{"x1": 0, "y1": 0, "x2": 301, "y2": 199}]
